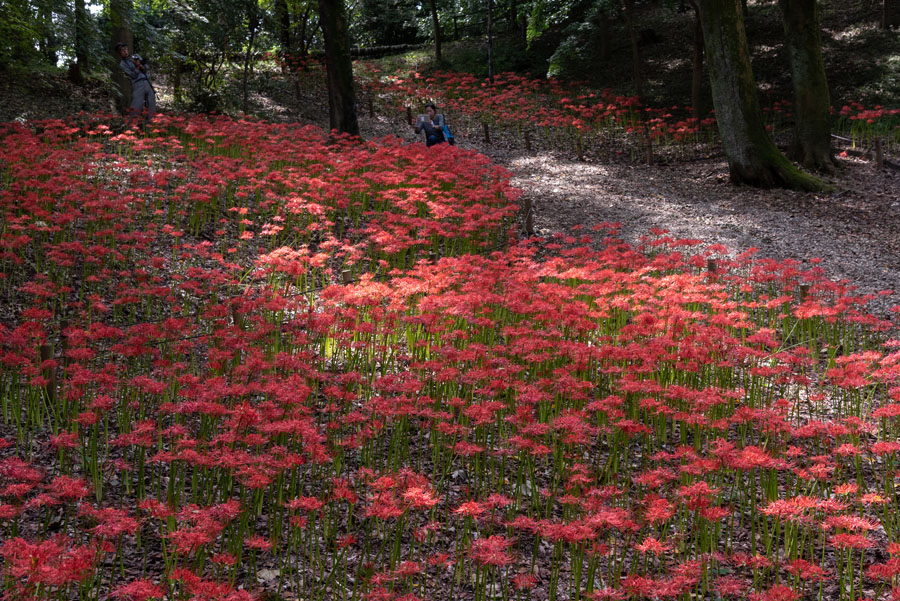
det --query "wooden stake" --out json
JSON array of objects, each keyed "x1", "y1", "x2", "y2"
[
  {"x1": 876, "y1": 139, "x2": 883, "y2": 169},
  {"x1": 524, "y1": 130, "x2": 532, "y2": 151},
  {"x1": 483, "y1": 121, "x2": 491, "y2": 145},
  {"x1": 60, "y1": 320, "x2": 69, "y2": 368},
  {"x1": 523, "y1": 197, "x2": 534, "y2": 236},
  {"x1": 40, "y1": 343, "x2": 55, "y2": 404}
]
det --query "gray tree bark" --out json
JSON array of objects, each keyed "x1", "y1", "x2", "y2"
[
  {"x1": 779, "y1": 0, "x2": 835, "y2": 172},
  {"x1": 109, "y1": 0, "x2": 133, "y2": 114},
  {"x1": 699, "y1": 0, "x2": 829, "y2": 190},
  {"x1": 70, "y1": 0, "x2": 91, "y2": 84},
  {"x1": 274, "y1": 0, "x2": 292, "y2": 59},
  {"x1": 318, "y1": 0, "x2": 360, "y2": 136},
  {"x1": 242, "y1": 1, "x2": 260, "y2": 114},
  {"x1": 487, "y1": 0, "x2": 494, "y2": 83},
  {"x1": 428, "y1": 0, "x2": 442, "y2": 63},
  {"x1": 688, "y1": 0, "x2": 705, "y2": 121},
  {"x1": 621, "y1": 0, "x2": 643, "y2": 101}
]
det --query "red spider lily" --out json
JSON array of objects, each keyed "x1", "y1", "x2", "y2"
[
  {"x1": 785, "y1": 558, "x2": 830, "y2": 582},
  {"x1": 634, "y1": 536, "x2": 671, "y2": 555},
  {"x1": 111, "y1": 579, "x2": 166, "y2": 601},
  {"x1": 0, "y1": 536, "x2": 98, "y2": 587},
  {"x1": 469, "y1": 535, "x2": 513, "y2": 567}
]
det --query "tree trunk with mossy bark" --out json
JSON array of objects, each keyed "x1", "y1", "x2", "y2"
[
  {"x1": 699, "y1": 0, "x2": 830, "y2": 191},
  {"x1": 70, "y1": 0, "x2": 90, "y2": 84},
  {"x1": 318, "y1": 0, "x2": 360, "y2": 137},
  {"x1": 779, "y1": 0, "x2": 835, "y2": 172}
]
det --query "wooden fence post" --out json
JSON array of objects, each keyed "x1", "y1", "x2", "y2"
[{"x1": 40, "y1": 343, "x2": 55, "y2": 404}]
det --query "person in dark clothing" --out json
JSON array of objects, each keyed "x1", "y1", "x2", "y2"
[
  {"x1": 115, "y1": 42, "x2": 156, "y2": 128},
  {"x1": 413, "y1": 102, "x2": 446, "y2": 147}
]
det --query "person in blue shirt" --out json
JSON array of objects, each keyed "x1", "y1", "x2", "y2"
[
  {"x1": 115, "y1": 42, "x2": 156, "y2": 129},
  {"x1": 413, "y1": 103, "x2": 446, "y2": 147}
]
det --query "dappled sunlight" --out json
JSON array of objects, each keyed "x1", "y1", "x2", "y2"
[{"x1": 2, "y1": 112, "x2": 900, "y2": 601}]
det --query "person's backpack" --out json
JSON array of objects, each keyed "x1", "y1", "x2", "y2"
[{"x1": 442, "y1": 123, "x2": 455, "y2": 145}]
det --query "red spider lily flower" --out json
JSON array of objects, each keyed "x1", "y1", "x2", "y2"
[
  {"x1": 244, "y1": 535, "x2": 271, "y2": 551},
  {"x1": 643, "y1": 496, "x2": 675, "y2": 525},
  {"x1": 749, "y1": 584, "x2": 800, "y2": 601},
  {"x1": 784, "y1": 558, "x2": 830, "y2": 582},
  {"x1": 0, "y1": 536, "x2": 98, "y2": 587},
  {"x1": 453, "y1": 500, "x2": 485, "y2": 518},
  {"x1": 714, "y1": 576, "x2": 747, "y2": 598},
  {"x1": 468, "y1": 535, "x2": 513, "y2": 567},
  {"x1": 79, "y1": 506, "x2": 140, "y2": 539},
  {"x1": 111, "y1": 579, "x2": 166, "y2": 601},
  {"x1": 427, "y1": 552, "x2": 452, "y2": 567},
  {"x1": 759, "y1": 499, "x2": 804, "y2": 521},
  {"x1": 829, "y1": 533, "x2": 874, "y2": 550},
  {"x1": 393, "y1": 560, "x2": 423, "y2": 578},
  {"x1": 823, "y1": 514, "x2": 879, "y2": 532},
  {"x1": 211, "y1": 552, "x2": 236, "y2": 566},
  {"x1": 284, "y1": 496, "x2": 324, "y2": 513},
  {"x1": 402, "y1": 486, "x2": 441, "y2": 509},
  {"x1": 867, "y1": 558, "x2": 900, "y2": 581},
  {"x1": 512, "y1": 572, "x2": 538, "y2": 591},
  {"x1": 634, "y1": 536, "x2": 672, "y2": 555}
]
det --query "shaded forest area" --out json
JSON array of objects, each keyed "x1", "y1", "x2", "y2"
[{"x1": 2, "y1": 0, "x2": 899, "y2": 118}]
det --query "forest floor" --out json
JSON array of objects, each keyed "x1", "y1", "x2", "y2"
[
  {"x1": 3, "y1": 68, "x2": 900, "y2": 318},
  {"x1": 357, "y1": 110, "x2": 900, "y2": 318}
]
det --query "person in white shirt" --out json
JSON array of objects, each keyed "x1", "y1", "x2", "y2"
[{"x1": 413, "y1": 102, "x2": 446, "y2": 147}]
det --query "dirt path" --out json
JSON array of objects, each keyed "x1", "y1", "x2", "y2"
[{"x1": 362, "y1": 112, "x2": 900, "y2": 317}]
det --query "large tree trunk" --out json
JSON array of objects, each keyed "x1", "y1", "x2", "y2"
[
  {"x1": 296, "y1": 5, "x2": 314, "y2": 57},
  {"x1": 779, "y1": 0, "x2": 835, "y2": 172},
  {"x1": 69, "y1": 0, "x2": 90, "y2": 84},
  {"x1": 884, "y1": 0, "x2": 900, "y2": 28},
  {"x1": 318, "y1": 0, "x2": 360, "y2": 137},
  {"x1": 621, "y1": 0, "x2": 643, "y2": 101},
  {"x1": 698, "y1": 0, "x2": 829, "y2": 190},
  {"x1": 274, "y1": 0, "x2": 292, "y2": 62},
  {"x1": 427, "y1": 0, "x2": 442, "y2": 63},
  {"x1": 598, "y1": 7, "x2": 610, "y2": 60},
  {"x1": 109, "y1": 0, "x2": 133, "y2": 115},
  {"x1": 242, "y1": 1, "x2": 260, "y2": 115},
  {"x1": 487, "y1": 0, "x2": 495, "y2": 83},
  {"x1": 688, "y1": 0, "x2": 705, "y2": 121}
]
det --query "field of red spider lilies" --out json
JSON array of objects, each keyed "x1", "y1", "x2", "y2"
[
  {"x1": 361, "y1": 67, "x2": 900, "y2": 162},
  {"x1": 3, "y1": 112, "x2": 900, "y2": 601}
]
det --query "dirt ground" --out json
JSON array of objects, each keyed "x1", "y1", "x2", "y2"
[{"x1": 366, "y1": 110, "x2": 900, "y2": 317}]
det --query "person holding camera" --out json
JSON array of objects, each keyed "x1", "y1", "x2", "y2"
[
  {"x1": 413, "y1": 103, "x2": 446, "y2": 147},
  {"x1": 115, "y1": 42, "x2": 156, "y2": 128}
]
